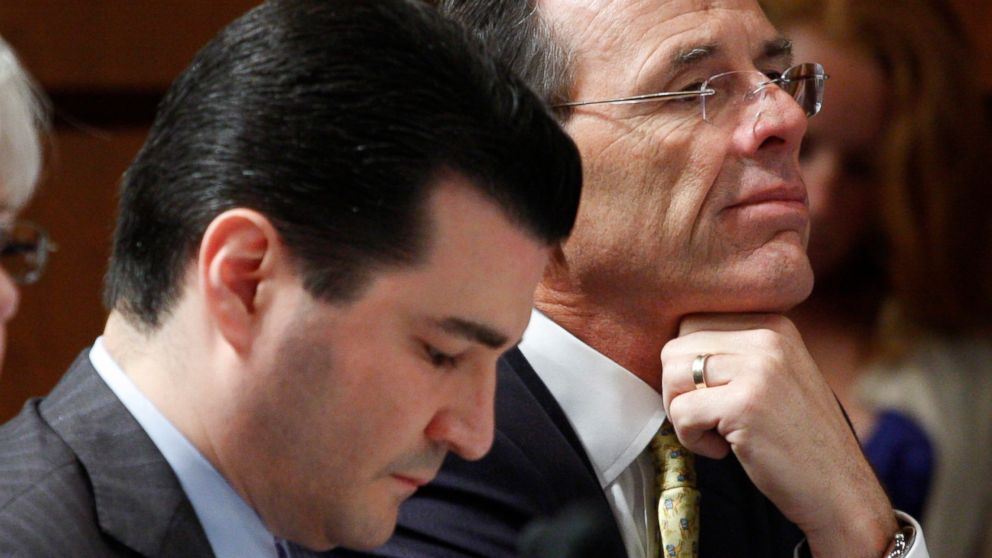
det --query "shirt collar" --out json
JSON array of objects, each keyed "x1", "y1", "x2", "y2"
[
  {"x1": 518, "y1": 310, "x2": 666, "y2": 487},
  {"x1": 90, "y1": 337, "x2": 280, "y2": 558}
]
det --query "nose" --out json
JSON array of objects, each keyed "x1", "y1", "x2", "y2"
[
  {"x1": 424, "y1": 364, "x2": 496, "y2": 461},
  {"x1": 740, "y1": 83, "x2": 808, "y2": 155}
]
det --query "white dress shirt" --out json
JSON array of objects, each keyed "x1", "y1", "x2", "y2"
[
  {"x1": 518, "y1": 310, "x2": 929, "y2": 558},
  {"x1": 519, "y1": 310, "x2": 665, "y2": 558},
  {"x1": 90, "y1": 337, "x2": 286, "y2": 558}
]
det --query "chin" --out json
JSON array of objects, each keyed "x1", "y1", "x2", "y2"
[
  {"x1": 333, "y1": 508, "x2": 400, "y2": 551},
  {"x1": 726, "y1": 249, "x2": 814, "y2": 312},
  {"x1": 755, "y1": 267, "x2": 814, "y2": 311}
]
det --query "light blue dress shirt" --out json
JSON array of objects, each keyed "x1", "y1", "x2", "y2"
[{"x1": 90, "y1": 337, "x2": 287, "y2": 558}]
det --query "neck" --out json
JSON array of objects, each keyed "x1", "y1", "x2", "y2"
[
  {"x1": 534, "y1": 283, "x2": 680, "y2": 392},
  {"x1": 102, "y1": 311, "x2": 173, "y2": 394},
  {"x1": 101, "y1": 309, "x2": 222, "y2": 467}
]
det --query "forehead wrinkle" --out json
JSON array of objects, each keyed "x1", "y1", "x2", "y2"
[
  {"x1": 628, "y1": 22, "x2": 723, "y2": 95},
  {"x1": 565, "y1": 0, "x2": 786, "y2": 96}
]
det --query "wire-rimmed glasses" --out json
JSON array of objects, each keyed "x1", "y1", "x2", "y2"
[
  {"x1": 554, "y1": 62, "x2": 829, "y2": 125},
  {"x1": 0, "y1": 221, "x2": 54, "y2": 285}
]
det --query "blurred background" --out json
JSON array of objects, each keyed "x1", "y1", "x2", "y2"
[{"x1": 0, "y1": 0, "x2": 990, "y2": 422}]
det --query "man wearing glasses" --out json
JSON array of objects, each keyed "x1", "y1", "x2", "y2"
[{"x1": 332, "y1": 0, "x2": 929, "y2": 557}]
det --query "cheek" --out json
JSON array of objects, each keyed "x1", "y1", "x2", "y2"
[
  {"x1": 0, "y1": 270, "x2": 20, "y2": 324},
  {"x1": 583, "y1": 121, "x2": 707, "y2": 232},
  {"x1": 668, "y1": 133, "x2": 731, "y2": 248},
  {"x1": 336, "y1": 348, "x2": 441, "y2": 448}
]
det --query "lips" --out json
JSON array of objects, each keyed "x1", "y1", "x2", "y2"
[
  {"x1": 391, "y1": 473, "x2": 432, "y2": 490},
  {"x1": 727, "y1": 185, "x2": 808, "y2": 209}
]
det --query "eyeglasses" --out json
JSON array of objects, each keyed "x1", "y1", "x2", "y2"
[
  {"x1": 554, "y1": 62, "x2": 828, "y2": 125},
  {"x1": 0, "y1": 221, "x2": 54, "y2": 285}
]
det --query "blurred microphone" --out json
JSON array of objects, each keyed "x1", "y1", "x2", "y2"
[{"x1": 518, "y1": 500, "x2": 625, "y2": 558}]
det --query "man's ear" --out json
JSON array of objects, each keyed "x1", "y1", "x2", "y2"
[{"x1": 197, "y1": 209, "x2": 283, "y2": 354}]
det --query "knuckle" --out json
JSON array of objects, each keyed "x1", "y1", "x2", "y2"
[
  {"x1": 659, "y1": 342, "x2": 677, "y2": 363},
  {"x1": 751, "y1": 327, "x2": 780, "y2": 350},
  {"x1": 743, "y1": 352, "x2": 784, "y2": 384}
]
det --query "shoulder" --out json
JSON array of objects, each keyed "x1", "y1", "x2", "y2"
[
  {"x1": 0, "y1": 399, "x2": 106, "y2": 553},
  {"x1": 0, "y1": 398, "x2": 83, "y2": 505}
]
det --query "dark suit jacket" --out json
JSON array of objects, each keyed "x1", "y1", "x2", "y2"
[
  {"x1": 329, "y1": 348, "x2": 803, "y2": 557},
  {"x1": 0, "y1": 351, "x2": 214, "y2": 557}
]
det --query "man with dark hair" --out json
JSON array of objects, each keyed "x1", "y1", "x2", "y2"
[
  {"x1": 335, "y1": 0, "x2": 929, "y2": 557},
  {"x1": 0, "y1": 0, "x2": 581, "y2": 556}
]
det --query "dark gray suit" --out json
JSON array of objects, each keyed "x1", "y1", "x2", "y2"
[{"x1": 0, "y1": 351, "x2": 214, "y2": 557}]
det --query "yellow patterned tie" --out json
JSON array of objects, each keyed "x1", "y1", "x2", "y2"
[{"x1": 652, "y1": 420, "x2": 700, "y2": 558}]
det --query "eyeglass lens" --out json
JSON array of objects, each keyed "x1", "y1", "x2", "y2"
[
  {"x1": 0, "y1": 222, "x2": 49, "y2": 285},
  {"x1": 701, "y1": 63, "x2": 826, "y2": 126}
]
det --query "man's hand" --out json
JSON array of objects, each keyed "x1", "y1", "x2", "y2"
[{"x1": 660, "y1": 313, "x2": 897, "y2": 558}]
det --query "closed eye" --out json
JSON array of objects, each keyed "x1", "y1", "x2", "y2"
[
  {"x1": 425, "y1": 344, "x2": 458, "y2": 369},
  {"x1": 656, "y1": 81, "x2": 705, "y2": 105},
  {"x1": 681, "y1": 80, "x2": 706, "y2": 92}
]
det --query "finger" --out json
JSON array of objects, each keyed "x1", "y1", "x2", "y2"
[
  {"x1": 662, "y1": 327, "x2": 779, "y2": 364},
  {"x1": 679, "y1": 313, "x2": 796, "y2": 337},
  {"x1": 667, "y1": 387, "x2": 732, "y2": 459},
  {"x1": 668, "y1": 387, "x2": 739, "y2": 457},
  {"x1": 661, "y1": 351, "x2": 736, "y2": 402},
  {"x1": 681, "y1": 428, "x2": 730, "y2": 460}
]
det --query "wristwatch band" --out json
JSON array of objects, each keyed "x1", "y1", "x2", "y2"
[
  {"x1": 793, "y1": 518, "x2": 916, "y2": 558},
  {"x1": 885, "y1": 524, "x2": 916, "y2": 558}
]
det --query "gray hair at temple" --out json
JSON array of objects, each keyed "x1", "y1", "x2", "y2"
[
  {"x1": 434, "y1": 0, "x2": 575, "y2": 117},
  {"x1": 0, "y1": 36, "x2": 47, "y2": 209}
]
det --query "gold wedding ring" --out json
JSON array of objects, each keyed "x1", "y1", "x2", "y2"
[{"x1": 692, "y1": 353, "x2": 711, "y2": 390}]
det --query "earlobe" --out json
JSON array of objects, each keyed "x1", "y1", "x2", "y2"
[{"x1": 198, "y1": 209, "x2": 280, "y2": 353}]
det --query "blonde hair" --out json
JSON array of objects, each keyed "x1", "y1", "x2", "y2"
[
  {"x1": 0, "y1": 36, "x2": 47, "y2": 210},
  {"x1": 763, "y1": 0, "x2": 992, "y2": 339}
]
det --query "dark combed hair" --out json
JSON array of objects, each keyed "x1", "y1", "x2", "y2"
[{"x1": 104, "y1": 0, "x2": 582, "y2": 330}]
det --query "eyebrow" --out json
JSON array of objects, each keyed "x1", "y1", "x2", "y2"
[
  {"x1": 669, "y1": 36, "x2": 794, "y2": 74},
  {"x1": 434, "y1": 317, "x2": 510, "y2": 349},
  {"x1": 671, "y1": 44, "x2": 719, "y2": 73},
  {"x1": 762, "y1": 36, "x2": 793, "y2": 63}
]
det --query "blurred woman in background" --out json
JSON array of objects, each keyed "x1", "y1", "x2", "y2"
[
  {"x1": 0, "y1": 36, "x2": 50, "y2": 369},
  {"x1": 761, "y1": 1, "x2": 992, "y2": 556}
]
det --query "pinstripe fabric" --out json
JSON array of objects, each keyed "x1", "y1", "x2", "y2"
[{"x1": 0, "y1": 350, "x2": 214, "y2": 557}]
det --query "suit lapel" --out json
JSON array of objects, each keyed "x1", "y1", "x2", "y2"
[
  {"x1": 40, "y1": 351, "x2": 214, "y2": 558},
  {"x1": 502, "y1": 348, "x2": 599, "y2": 480},
  {"x1": 499, "y1": 348, "x2": 627, "y2": 552}
]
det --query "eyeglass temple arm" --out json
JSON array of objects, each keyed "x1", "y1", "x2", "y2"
[{"x1": 553, "y1": 88, "x2": 716, "y2": 109}]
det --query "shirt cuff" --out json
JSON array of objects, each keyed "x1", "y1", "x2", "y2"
[{"x1": 791, "y1": 511, "x2": 929, "y2": 558}]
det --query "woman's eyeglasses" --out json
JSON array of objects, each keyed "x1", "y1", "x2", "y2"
[{"x1": 0, "y1": 221, "x2": 54, "y2": 285}]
